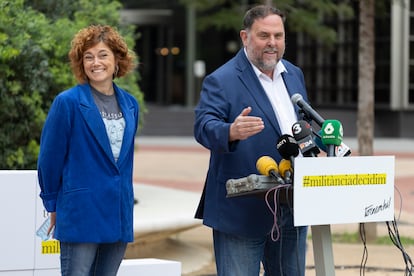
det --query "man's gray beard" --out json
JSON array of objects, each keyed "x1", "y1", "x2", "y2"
[
  {"x1": 256, "y1": 55, "x2": 283, "y2": 72},
  {"x1": 257, "y1": 60, "x2": 278, "y2": 72}
]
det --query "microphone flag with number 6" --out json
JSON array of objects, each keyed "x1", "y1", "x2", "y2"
[
  {"x1": 321, "y1": 120, "x2": 343, "y2": 157},
  {"x1": 321, "y1": 120, "x2": 343, "y2": 146}
]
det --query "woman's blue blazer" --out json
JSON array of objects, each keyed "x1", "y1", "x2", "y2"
[{"x1": 38, "y1": 83, "x2": 139, "y2": 243}]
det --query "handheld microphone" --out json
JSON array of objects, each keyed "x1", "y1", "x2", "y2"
[
  {"x1": 256, "y1": 156, "x2": 285, "y2": 185},
  {"x1": 276, "y1": 134, "x2": 299, "y2": 166},
  {"x1": 279, "y1": 159, "x2": 293, "y2": 184},
  {"x1": 291, "y1": 120, "x2": 320, "y2": 157},
  {"x1": 321, "y1": 120, "x2": 343, "y2": 157},
  {"x1": 291, "y1": 93, "x2": 325, "y2": 126}
]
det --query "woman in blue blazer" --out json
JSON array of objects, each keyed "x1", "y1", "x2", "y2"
[
  {"x1": 194, "y1": 5, "x2": 309, "y2": 276},
  {"x1": 37, "y1": 25, "x2": 139, "y2": 276}
]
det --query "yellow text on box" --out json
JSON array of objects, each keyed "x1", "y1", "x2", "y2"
[
  {"x1": 302, "y1": 173, "x2": 387, "y2": 187},
  {"x1": 41, "y1": 240, "x2": 60, "y2": 254}
]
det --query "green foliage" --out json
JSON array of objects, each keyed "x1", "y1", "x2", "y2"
[
  {"x1": 179, "y1": 0, "x2": 354, "y2": 47},
  {"x1": 279, "y1": 0, "x2": 354, "y2": 46},
  {"x1": 0, "y1": 0, "x2": 145, "y2": 169},
  {"x1": 179, "y1": 0, "x2": 247, "y2": 31},
  {"x1": 310, "y1": 231, "x2": 414, "y2": 246}
]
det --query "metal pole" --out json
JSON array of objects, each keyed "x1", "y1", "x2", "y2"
[{"x1": 185, "y1": 4, "x2": 196, "y2": 107}]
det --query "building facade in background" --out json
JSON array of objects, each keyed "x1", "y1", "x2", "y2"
[{"x1": 121, "y1": 0, "x2": 414, "y2": 137}]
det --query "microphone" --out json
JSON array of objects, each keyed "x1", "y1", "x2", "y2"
[
  {"x1": 256, "y1": 156, "x2": 285, "y2": 185},
  {"x1": 291, "y1": 120, "x2": 320, "y2": 157},
  {"x1": 291, "y1": 93, "x2": 325, "y2": 126},
  {"x1": 279, "y1": 159, "x2": 293, "y2": 184},
  {"x1": 336, "y1": 142, "x2": 352, "y2": 157},
  {"x1": 321, "y1": 120, "x2": 343, "y2": 157},
  {"x1": 276, "y1": 134, "x2": 299, "y2": 166},
  {"x1": 314, "y1": 130, "x2": 351, "y2": 157},
  {"x1": 313, "y1": 132, "x2": 327, "y2": 152}
]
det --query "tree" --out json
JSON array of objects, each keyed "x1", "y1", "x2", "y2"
[
  {"x1": 179, "y1": 0, "x2": 353, "y2": 47},
  {"x1": 178, "y1": 0, "x2": 354, "y2": 105},
  {"x1": 358, "y1": 0, "x2": 376, "y2": 242},
  {"x1": 358, "y1": 1, "x2": 375, "y2": 154},
  {"x1": 0, "y1": 0, "x2": 52, "y2": 169},
  {"x1": 0, "y1": 0, "x2": 144, "y2": 169}
]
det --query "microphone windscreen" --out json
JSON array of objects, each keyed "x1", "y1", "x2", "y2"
[
  {"x1": 292, "y1": 120, "x2": 320, "y2": 157},
  {"x1": 292, "y1": 120, "x2": 313, "y2": 141},
  {"x1": 278, "y1": 159, "x2": 292, "y2": 177},
  {"x1": 291, "y1": 93, "x2": 303, "y2": 104},
  {"x1": 276, "y1": 134, "x2": 299, "y2": 160},
  {"x1": 256, "y1": 156, "x2": 278, "y2": 176},
  {"x1": 321, "y1": 120, "x2": 343, "y2": 146}
]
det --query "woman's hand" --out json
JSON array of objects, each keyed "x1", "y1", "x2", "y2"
[{"x1": 47, "y1": 212, "x2": 56, "y2": 237}]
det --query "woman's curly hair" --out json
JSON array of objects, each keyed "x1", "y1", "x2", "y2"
[{"x1": 68, "y1": 24, "x2": 136, "y2": 83}]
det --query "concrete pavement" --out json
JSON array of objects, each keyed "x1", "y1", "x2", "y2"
[{"x1": 128, "y1": 136, "x2": 414, "y2": 275}]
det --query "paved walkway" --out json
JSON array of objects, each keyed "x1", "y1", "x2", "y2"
[{"x1": 129, "y1": 136, "x2": 414, "y2": 276}]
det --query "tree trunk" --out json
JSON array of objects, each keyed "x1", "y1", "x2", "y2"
[{"x1": 358, "y1": 0, "x2": 376, "y2": 242}]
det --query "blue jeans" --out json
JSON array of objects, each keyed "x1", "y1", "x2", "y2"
[
  {"x1": 60, "y1": 242, "x2": 127, "y2": 276},
  {"x1": 213, "y1": 204, "x2": 308, "y2": 276}
]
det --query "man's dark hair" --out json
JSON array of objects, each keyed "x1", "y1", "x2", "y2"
[{"x1": 242, "y1": 5, "x2": 286, "y2": 30}]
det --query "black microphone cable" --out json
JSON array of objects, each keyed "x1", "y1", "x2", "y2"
[
  {"x1": 359, "y1": 222, "x2": 368, "y2": 276},
  {"x1": 358, "y1": 185, "x2": 414, "y2": 276},
  {"x1": 386, "y1": 218, "x2": 414, "y2": 276},
  {"x1": 386, "y1": 185, "x2": 413, "y2": 276}
]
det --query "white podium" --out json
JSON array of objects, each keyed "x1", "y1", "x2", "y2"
[
  {"x1": 0, "y1": 171, "x2": 180, "y2": 276},
  {"x1": 294, "y1": 156, "x2": 395, "y2": 276}
]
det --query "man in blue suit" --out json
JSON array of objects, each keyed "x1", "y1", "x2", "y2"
[{"x1": 194, "y1": 5, "x2": 309, "y2": 276}]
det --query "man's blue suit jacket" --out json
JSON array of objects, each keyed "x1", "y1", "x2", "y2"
[{"x1": 194, "y1": 49, "x2": 308, "y2": 238}]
